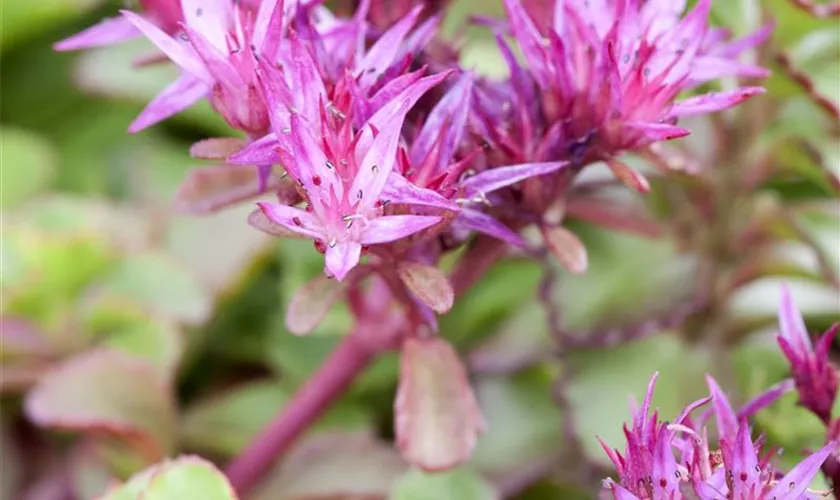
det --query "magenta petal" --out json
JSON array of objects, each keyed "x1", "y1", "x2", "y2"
[
  {"x1": 604, "y1": 481, "x2": 642, "y2": 500},
  {"x1": 705, "y1": 375, "x2": 738, "y2": 441},
  {"x1": 54, "y1": 17, "x2": 140, "y2": 51},
  {"x1": 367, "y1": 72, "x2": 452, "y2": 135},
  {"x1": 455, "y1": 208, "x2": 527, "y2": 247},
  {"x1": 778, "y1": 284, "x2": 812, "y2": 351},
  {"x1": 121, "y1": 10, "x2": 209, "y2": 82},
  {"x1": 736, "y1": 378, "x2": 794, "y2": 420},
  {"x1": 181, "y1": 0, "x2": 232, "y2": 50},
  {"x1": 626, "y1": 122, "x2": 691, "y2": 142},
  {"x1": 325, "y1": 242, "x2": 362, "y2": 282},
  {"x1": 502, "y1": 0, "x2": 548, "y2": 87},
  {"x1": 382, "y1": 173, "x2": 459, "y2": 211},
  {"x1": 129, "y1": 74, "x2": 208, "y2": 133},
  {"x1": 369, "y1": 68, "x2": 426, "y2": 117},
  {"x1": 256, "y1": 202, "x2": 322, "y2": 239},
  {"x1": 288, "y1": 32, "x2": 327, "y2": 119},
  {"x1": 183, "y1": 25, "x2": 244, "y2": 89},
  {"x1": 360, "y1": 215, "x2": 442, "y2": 245},
  {"x1": 253, "y1": 0, "x2": 285, "y2": 57},
  {"x1": 352, "y1": 106, "x2": 412, "y2": 212},
  {"x1": 670, "y1": 87, "x2": 765, "y2": 118},
  {"x1": 255, "y1": 59, "x2": 294, "y2": 132},
  {"x1": 460, "y1": 161, "x2": 568, "y2": 198},
  {"x1": 688, "y1": 57, "x2": 770, "y2": 84},
  {"x1": 650, "y1": 426, "x2": 680, "y2": 498},
  {"x1": 410, "y1": 73, "x2": 473, "y2": 174},
  {"x1": 357, "y1": 5, "x2": 422, "y2": 85},
  {"x1": 227, "y1": 134, "x2": 281, "y2": 166},
  {"x1": 765, "y1": 442, "x2": 835, "y2": 500}
]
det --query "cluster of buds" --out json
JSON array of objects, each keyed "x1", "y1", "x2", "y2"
[
  {"x1": 55, "y1": 0, "x2": 789, "y2": 493},
  {"x1": 599, "y1": 287, "x2": 840, "y2": 500}
]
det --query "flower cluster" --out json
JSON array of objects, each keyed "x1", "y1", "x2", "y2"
[
  {"x1": 56, "y1": 0, "x2": 769, "y2": 284},
  {"x1": 599, "y1": 287, "x2": 839, "y2": 500}
]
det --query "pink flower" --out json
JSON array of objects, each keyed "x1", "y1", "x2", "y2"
[
  {"x1": 497, "y1": 0, "x2": 769, "y2": 164},
  {"x1": 119, "y1": 0, "x2": 301, "y2": 135},
  {"x1": 776, "y1": 284, "x2": 839, "y2": 423},
  {"x1": 255, "y1": 74, "x2": 455, "y2": 281},
  {"x1": 54, "y1": 0, "x2": 184, "y2": 51}
]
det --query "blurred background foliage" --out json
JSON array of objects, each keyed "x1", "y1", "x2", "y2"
[{"x1": 1, "y1": 0, "x2": 838, "y2": 499}]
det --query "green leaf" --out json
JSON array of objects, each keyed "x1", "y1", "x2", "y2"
[
  {"x1": 104, "y1": 319, "x2": 184, "y2": 379},
  {"x1": 391, "y1": 468, "x2": 499, "y2": 500},
  {"x1": 100, "y1": 252, "x2": 211, "y2": 326},
  {"x1": 471, "y1": 369, "x2": 563, "y2": 478},
  {"x1": 101, "y1": 456, "x2": 237, "y2": 500},
  {"x1": 0, "y1": 0, "x2": 103, "y2": 52},
  {"x1": 24, "y1": 349, "x2": 177, "y2": 459},
  {"x1": 566, "y1": 335, "x2": 712, "y2": 464},
  {"x1": 0, "y1": 127, "x2": 56, "y2": 208},
  {"x1": 180, "y1": 380, "x2": 371, "y2": 457},
  {"x1": 253, "y1": 432, "x2": 404, "y2": 500}
]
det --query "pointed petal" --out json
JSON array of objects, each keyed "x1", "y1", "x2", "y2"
[
  {"x1": 765, "y1": 442, "x2": 835, "y2": 500},
  {"x1": 460, "y1": 162, "x2": 568, "y2": 198},
  {"x1": 256, "y1": 201, "x2": 322, "y2": 239},
  {"x1": 54, "y1": 17, "x2": 139, "y2": 51},
  {"x1": 181, "y1": 0, "x2": 232, "y2": 50},
  {"x1": 366, "y1": 72, "x2": 451, "y2": 136},
  {"x1": 360, "y1": 215, "x2": 442, "y2": 245},
  {"x1": 779, "y1": 284, "x2": 812, "y2": 351},
  {"x1": 325, "y1": 242, "x2": 362, "y2": 282},
  {"x1": 455, "y1": 208, "x2": 527, "y2": 247},
  {"x1": 381, "y1": 173, "x2": 459, "y2": 211},
  {"x1": 255, "y1": 58, "x2": 294, "y2": 133},
  {"x1": 368, "y1": 67, "x2": 427, "y2": 114},
  {"x1": 410, "y1": 73, "x2": 473, "y2": 172},
  {"x1": 358, "y1": 5, "x2": 422, "y2": 85},
  {"x1": 129, "y1": 74, "x2": 208, "y2": 132},
  {"x1": 670, "y1": 87, "x2": 765, "y2": 118},
  {"x1": 626, "y1": 122, "x2": 691, "y2": 143},
  {"x1": 227, "y1": 134, "x2": 282, "y2": 166},
  {"x1": 502, "y1": 0, "x2": 549, "y2": 87},
  {"x1": 253, "y1": 0, "x2": 285, "y2": 57},
  {"x1": 736, "y1": 379, "x2": 794, "y2": 420},
  {"x1": 352, "y1": 100, "x2": 411, "y2": 211},
  {"x1": 705, "y1": 375, "x2": 738, "y2": 441},
  {"x1": 635, "y1": 372, "x2": 659, "y2": 434},
  {"x1": 121, "y1": 10, "x2": 209, "y2": 82},
  {"x1": 603, "y1": 480, "x2": 643, "y2": 500},
  {"x1": 651, "y1": 426, "x2": 681, "y2": 498},
  {"x1": 183, "y1": 25, "x2": 244, "y2": 89},
  {"x1": 688, "y1": 57, "x2": 770, "y2": 84},
  {"x1": 288, "y1": 32, "x2": 327, "y2": 119}
]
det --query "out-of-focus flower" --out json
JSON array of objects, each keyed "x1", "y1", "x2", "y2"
[
  {"x1": 776, "y1": 285, "x2": 839, "y2": 423},
  {"x1": 119, "y1": 0, "x2": 300, "y2": 135},
  {"x1": 54, "y1": 0, "x2": 184, "y2": 51},
  {"x1": 487, "y1": 0, "x2": 769, "y2": 194}
]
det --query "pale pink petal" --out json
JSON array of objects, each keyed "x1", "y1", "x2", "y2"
[
  {"x1": 227, "y1": 133, "x2": 282, "y2": 166},
  {"x1": 688, "y1": 57, "x2": 770, "y2": 84},
  {"x1": 181, "y1": 0, "x2": 232, "y2": 50},
  {"x1": 626, "y1": 122, "x2": 691, "y2": 142},
  {"x1": 121, "y1": 10, "x2": 210, "y2": 82},
  {"x1": 129, "y1": 74, "x2": 209, "y2": 133},
  {"x1": 256, "y1": 201, "x2": 323, "y2": 239},
  {"x1": 381, "y1": 173, "x2": 459, "y2": 211},
  {"x1": 765, "y1": 442, "x2": 835, "y2": 500},
  {"x1": 254, "y1": 0, "x2": 285, "y2": 57},
  {"x1": 54, "y1": 17, "x2": 139, "y2": 51},
  {"x1": 779, "y1": 284, "x2": 812, "y2": 351},
  {"x1": 325, "y1": 242, "x2": 362, "y2": 282},
  {"x1": 357, "y1": 5, "x2": 422, "y2": 86},
  {"x1": 360, "y1": 215, "x2": 442, "y2": 245},
  {"x1": 670, "y1": 87, "x2": 765, "y2": 117},
  {"x1": 460, "y1": 161, "x2": 568, "y2": 198},
  {"x1": 183, "y1": 25, "x2": 244, "y2": 89}
]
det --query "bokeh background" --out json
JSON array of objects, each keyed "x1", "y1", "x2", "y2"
[{"x1": 1, "y1": 0, "x2": 839, "y2": 498}]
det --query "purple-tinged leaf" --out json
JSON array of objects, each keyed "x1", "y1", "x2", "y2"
[
  {"x1": 398, "y1": 262, "x2": 454, "y2": 314},
  {"x1": 99, "y1": 455, "x2": 237, "y2": 500},
  {"x1": 541, "y1": 225, "x2": 588, "y2": 274},
  {"x1": 607, "y1": 159, "x2": 650, "y2": 194},
  {"x1": 247, "y1": 208, "x2": 303, "y2": 239},
  {"x1": 189, "y1": 137, "x2": 246, "y2": 160},
  {"x1": 25, "y1": 349, "x2": 177, "y2": 461},
  {"x1": 286, "y1": 275, "x2": 344, "y2": 335},
  {"x1": 175, "y1": 165, "x2": 276, "y2": 214},
  {"x1": 396, "y1": 337, "x2": 487, "y2": 472}
]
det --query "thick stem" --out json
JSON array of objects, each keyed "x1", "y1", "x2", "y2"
[{"x1": 225, "y1": 330, "x2": 375, "y2": 497}]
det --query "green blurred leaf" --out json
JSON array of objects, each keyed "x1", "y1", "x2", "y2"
[
  {"x1": 181, "y1": 380, "x2": 371, "y2": 457},
  {"x1": 0, "y1": 127, "x2": 56, "y2": 208},
  {"x1": 567, "y1": 335, "x2": 712, "y2": 464},
  {"x1": 0, "y1": 0, "x2": 103, "y2": 52},
  {"x1": 25, "y1": 348, "x2": 177, "y2": 459},
  {"x1": 103, "y1": 318, "x2": 184, "y2": 378},
  {"x1": 253, "y1": 432, "x2": 404, "y2": 500},
  {"x1": 391, "y1": 468, "x2": 499, "y2": 500},
  {"x1": 101, "y1": 456, "x2": 237, "y2": 500},
  {"x1": 471, "y1": 369, "x2": 563, "y2": 478},
  {"x1": 100, "y1": 252, "x2": 211, "y2": 326}
]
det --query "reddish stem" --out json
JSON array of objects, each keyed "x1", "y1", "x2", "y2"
[{"x1": 225, "y1": 330, "x2": 375, "y2": 497}]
